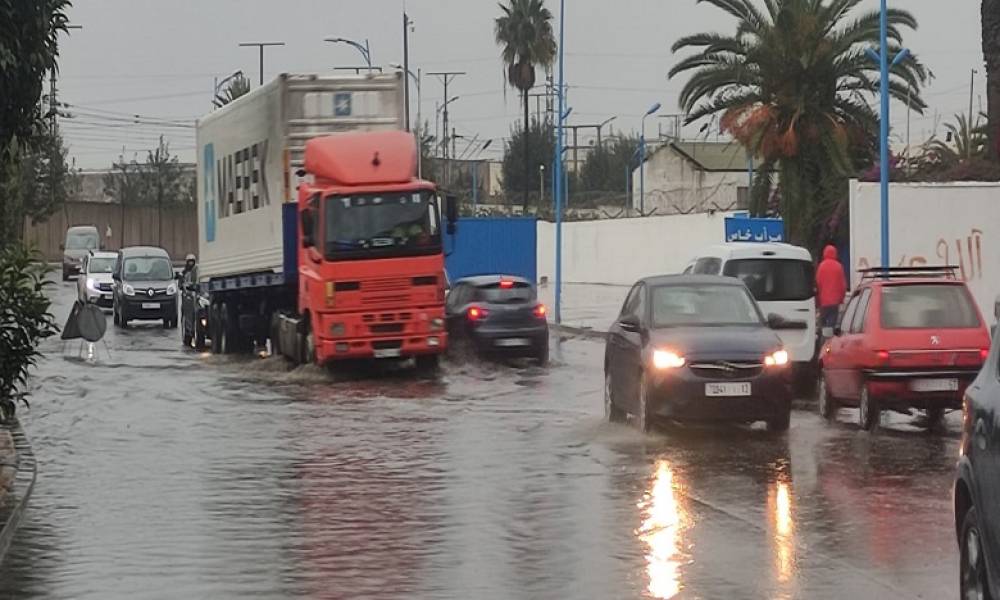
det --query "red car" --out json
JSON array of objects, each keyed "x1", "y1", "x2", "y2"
[{"x1": 818, "y1": 267, "x2": 990, "y2": 430}]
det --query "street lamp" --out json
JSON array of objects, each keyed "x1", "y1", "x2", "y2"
[
  {"x1": 325, "y1": 37, "x2": 372, "y2": 73},
  {"x1": 597, "y1": 115, "x2": 617, "y2": 147},
  {"x1": 640, "y1": 102, "x2": 661, "y2": 215},
  {"x1": 390, "y1": 63, "x2": 421, "y2": 133}
]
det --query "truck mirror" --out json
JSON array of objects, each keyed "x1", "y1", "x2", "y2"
[
  {"x1": 445, "y1": 195, "x2": 458, "y2": 225},
  {"x1": 301, "y1": 209, "x2": 315, "y2": 248}
]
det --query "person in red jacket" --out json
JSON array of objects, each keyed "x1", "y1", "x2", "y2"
[{"x1": 816, "y1": 245, "x2": 847, "y2": 328}]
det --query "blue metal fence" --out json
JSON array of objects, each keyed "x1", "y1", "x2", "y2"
[{"x1": 445, "y1": 217, "x2": 537, "y2": 283}]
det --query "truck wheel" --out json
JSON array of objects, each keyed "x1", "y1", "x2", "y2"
[
  {"x1": 299, "y1": 319, "x2": 316, "y2": 366},
  {"x1": 415, "y1": 354, "x2": 439, "y2": 373},
  {"x1": 209, "y1": 305, "x2": 223, "y2": 354}
]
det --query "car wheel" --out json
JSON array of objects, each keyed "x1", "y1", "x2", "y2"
[
  {"x1": 604, "y1": 370, "x2": 626, "y2": 423},
  {"x1": 859, "y1": 385, "x2": 879, "y2": 431},
  {"x1": 768, "y1": 407, "x2": 791, "y2": 433},
  {"x1": 960, "y1": 507, "x2": 993, "y2": 600},
  {"x1": 535, "y1": 338, "x2": 549, "y2": 367},
  {"x1": 818, "y1": 375, "x2": 838, "y2": 420},
  {"x1": 636, "y1": 371, "x2": 653, "y2": 434},
  {"x1": 926, "y1": 408, "x2": 946, "y2": 429}
]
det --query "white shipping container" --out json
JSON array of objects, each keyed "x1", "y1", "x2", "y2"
[
  {"x1": 195, "y1": 73, "x2": 404, "y2": 282},
  {"x1": 849, "y1": 179, "x2": 1000, "y2": 322}
]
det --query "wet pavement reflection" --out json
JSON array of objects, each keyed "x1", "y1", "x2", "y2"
[{"x1": 0, "y1": 283, "x2": 960, "y2": 598}]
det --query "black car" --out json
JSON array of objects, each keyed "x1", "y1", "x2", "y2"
[
  {"x1": 955, "y1": 340, "x2": 1000, "y2": 599},
  {"x1": 604, "y1": 275, "x2": 802, "y2": 433},
  {"x1": 445, "y1": 275, "x2": 548, "y2": 364},
  {"x1": 112, "y1": 246, "x2": 179, "y2": 329}
]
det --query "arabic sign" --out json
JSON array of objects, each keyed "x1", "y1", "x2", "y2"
[{"x1": 724, "y1": 216, "x2": 785, "y2": 243}]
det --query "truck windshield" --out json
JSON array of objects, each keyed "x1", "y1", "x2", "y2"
[{"x1": 325, "y1": 191, "x2": 441, "y2": 261}]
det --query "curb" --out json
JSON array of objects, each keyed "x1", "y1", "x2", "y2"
[
  {"x1": 553, "y1": 323, "x2": 607, "y2": 341},
  {"x1": 0, "y1": 420, "x2": 37, "y2": 565}
]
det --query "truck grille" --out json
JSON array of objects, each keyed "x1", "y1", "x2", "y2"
[
  {"x1": 363, "y1": 277, "x2": 410, "y2": 293},
  {"x1": 689, "y1": 361, "x2": 763, "y2": 380},
  {"x1": 370, "y1": 323, "x2": 405, "y2": 334},
  {"x1": 373, "y1": 340, "x2": 403, "y2": 351},
  {"x1": 362, "y1": 294, "x2": 409, "y2": 305}
]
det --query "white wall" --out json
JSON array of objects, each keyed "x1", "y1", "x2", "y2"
[
  {"x1": 849, "y1": 180, "x2": 1000, "y2": 318},
  {"x1": 537, "y1": 211, "x2": 736, "y2": 285},
  {"x1": 631, "y1": 148, "x2": 749, "y2": 214}
]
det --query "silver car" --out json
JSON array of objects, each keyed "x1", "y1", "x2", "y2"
[{"x1": 77, "y1": 251, "x2": 118, "y2": 309}]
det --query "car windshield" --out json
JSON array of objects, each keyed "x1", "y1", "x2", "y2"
[
  {"x1": 123, "y1": 257, "x2": 173, "y2": 282},
  {"x1": 88, "y1": 257, "x2": 116, "y2": 274},
  {"x1": 66, "y1": 232, "x2": 99, "y2": 250},
  {"x1": 723, "y1": 258, "x2": 814, "y2": 302},
  {"x1": 474, "y1": 282, "x2": 535, "y2": 304},
  {"x1": 325, "y1": 192, "x2": 440, "y2": 260},
  {"x1": 881, "y1": 284, "x2": 981, "y2": 329},
  {"x1": 651, "y1": 284, "x2": 764, "y2": 327}
]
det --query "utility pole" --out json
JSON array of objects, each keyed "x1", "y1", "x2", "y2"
[
  {"x1": 428, "y1": 71, "x2": 464, "y2": 185},
  {"x1": 239, "y1": 41, "x2": 285, "y2": 85},
  {"x1": 403, "y1": 12, "x2": 413, "y2": 130},
  {"x1": 50, "y1": 24, "x2": 82, "y2": 237},
  {"x1": 969, "y1": 69, "x2": 977, "y2": 160}
]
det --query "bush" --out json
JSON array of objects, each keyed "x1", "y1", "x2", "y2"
[{"x1": 0, "y1": 244, "x2": 58, "y2": 423}]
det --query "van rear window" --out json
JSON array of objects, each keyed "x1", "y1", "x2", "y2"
[
  {"x1": 881, "y1": 284, "x2": 981, "y2": 329},
  {"x1": 722, "y1": 259, "x2": 814, "y2": 302},
  {"x1": 474, "y1": 282, "x2": 535, "y2": 304}
]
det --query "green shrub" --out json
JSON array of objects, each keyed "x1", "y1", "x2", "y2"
[{"x1": 0, "y1": 244, "x2": 58, "y2": 423}]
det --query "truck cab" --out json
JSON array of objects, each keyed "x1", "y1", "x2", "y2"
[{"x1": 276, "y1": 131, "x2": 457, "y2": 367}]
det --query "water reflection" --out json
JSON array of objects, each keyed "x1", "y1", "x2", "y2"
[
  {"x1": 768, "y1": 478, "x2": 796, "y2": 585},
  {"x1": 637, "y1": 460, "x2": 688, "y2": 599}
]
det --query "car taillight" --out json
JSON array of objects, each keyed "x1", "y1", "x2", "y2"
[
  {"x1": 533, "y1": 304, "x2": 547, "y2": 318},
  {"x1": 500, "y1": 279, "x2": 514, "y2": 289},
  {"x1": 876, "y1": 350, "x2": 890, "y2": 363},
  {"x1": 467, "y1": 306, "x2": 488, "y2": 321},
  {"x1": 981, "y1": 348, "x2": 990, "y2": 361}
]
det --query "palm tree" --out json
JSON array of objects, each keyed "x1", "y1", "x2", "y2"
[
  {"x1": 926, "y1": 112, "x2": 988, "y2": 165},
  {"x1": 984, "y1": 0, "x2": 1000, "y2": 161},
  {"x1": 495, "y1": 0, "x2": 557, "y2": 210},
  {"x1": 669, "y1": 0, "x2": 927, "y2": 245},
  {"x1": 220, "y1": 74, "x2": 251, "y2": 106}
]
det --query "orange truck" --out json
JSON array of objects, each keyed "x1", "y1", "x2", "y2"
[{"x1": 194, "y1": 73, "x2": 456, "y2": 368}]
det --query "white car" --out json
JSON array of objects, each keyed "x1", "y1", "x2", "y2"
[
  {"x1": 77, "y1": 251, "x2": 118, "y2": 309},
  {"x1": 684, "y1": 242, "x2": 817, "y2": 380}
]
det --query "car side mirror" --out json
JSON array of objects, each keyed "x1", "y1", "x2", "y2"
[
  {"x1": 301, "y1": 209, "x2": 315, "y2": 248},
  {"x1": 619, "y1": 315, "x2": 641, "y2": 333}
]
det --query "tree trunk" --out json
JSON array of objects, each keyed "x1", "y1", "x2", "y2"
[
  {"x1": 523, "y1": 90, "x2": 530, "y2": 212},
  {"x1": 984, "y1": 0, "x2": 1000, "y2": 161}
]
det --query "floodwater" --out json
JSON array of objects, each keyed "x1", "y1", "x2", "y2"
[{"x1": 0, "y1": 283, "x2": 960, "y2": 599}]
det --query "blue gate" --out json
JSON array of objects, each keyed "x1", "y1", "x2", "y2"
[{"x1": 445, "y1": 217, "x2": 537, "y2": 283}]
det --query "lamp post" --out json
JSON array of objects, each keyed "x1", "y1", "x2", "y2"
[
  {"x1": 391, "y1": 63, "x2": 421, "y2": 134},
  {"x1": 238, "y1": 41, "x2": 284, "y2": 85},
  {"x1": 539, "y1": 164, "x2": 546, "y2": 205},
  {"x1": 553, "y1": 0, "x2": 567, "y2": 325},
  {"x1": 325, "y1": 37, "x2": 372, "y2": 73},
  {"x1": 640, "y1": 102, "x2": 662, "y2": 215}
]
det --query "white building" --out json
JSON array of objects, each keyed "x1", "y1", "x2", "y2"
[{"x1": 631, "y1": 140, "x2": 759, "y2": 215}]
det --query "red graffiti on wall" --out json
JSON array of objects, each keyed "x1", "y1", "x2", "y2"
[{"x1": 855, "y1": 229, "x2": 985, "y2": 281}]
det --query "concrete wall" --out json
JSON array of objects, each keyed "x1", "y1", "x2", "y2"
[
  {"x1": 849, "y1": 180, "x2": 1000, "y2": 318},
  {"x1": 537, "y1": 211, "x2": 736, "y2": 285},
  {"x1": 24, "y1": 201, "x2": 197, "y2": 262},
  {"x1": 632, "y1": 149, "x2": 749, "y2": 214}
]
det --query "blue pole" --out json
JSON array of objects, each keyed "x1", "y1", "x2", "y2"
[
  {"x1": 554, "y1": 0, "x2": 565, "y2": 324},
  {"x1": 879, "y1": 0, "x2": 890, "y2": 268}
]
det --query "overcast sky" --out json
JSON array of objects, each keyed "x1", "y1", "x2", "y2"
[{"x1": 56, "y1": 0, "x2": 985, "y2": 169}]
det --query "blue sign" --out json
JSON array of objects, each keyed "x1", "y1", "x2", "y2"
[
  {"x1": 724, "y1": 216, "x2": 784, "y2": 243},
  {"x1": 334, "y1": 92, "x2": 352, "y2": 117}
]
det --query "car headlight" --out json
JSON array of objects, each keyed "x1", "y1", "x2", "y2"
[
  {"x1": 123, "y1": 283, "x2": 135, "y2": 296},
  {"x1": 652, "y1": 349, "x2": 685, "y2": 370},
  {"x1": 764, "y1": 349, "x2": 790, "y2": 367},
  {"x1": 86, "y1": 277, "x2": 98, "y2": 291},
  {"x1": 166, "y1": 283, "x2": 178, "y2": 296}
]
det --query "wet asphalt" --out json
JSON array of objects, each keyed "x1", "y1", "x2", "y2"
[{"x1": 0, "y1": 282, "x2": 962, "y2": 599}]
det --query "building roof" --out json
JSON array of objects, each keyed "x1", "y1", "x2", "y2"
[{"x1": 668, "y1": 141, "x2": 757, "y2": 172}]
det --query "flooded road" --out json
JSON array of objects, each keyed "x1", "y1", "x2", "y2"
[{"x1": 0, "y1": 283, "x2": 960, "y2": 599}]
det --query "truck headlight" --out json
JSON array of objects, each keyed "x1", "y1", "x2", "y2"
[
  {"x1": 123, "y1": 283, "x2": 135, "y2": 296},
  {"x1": 430, "y1": 318, "x2": 444, "y2": 331}
]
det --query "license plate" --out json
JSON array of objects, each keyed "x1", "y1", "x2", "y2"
[
  {"x1": 141, "y1": 302, "x2": 160, "y2": 310},
  {"x1": 373, "y1": 348, "x2": 402, "y2": 359},
  {"x1": 705, "y1": 382, "x2": 752, "y2": 397},
  {"x1": 496, "y1": 338, "x2": 530, "y2": 347},
  {"x1": 910, "y1": 378, "x2": 959, "y2": 392}
]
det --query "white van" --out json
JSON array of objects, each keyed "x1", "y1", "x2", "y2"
[{"x1": 684, "y1": 243, "x2": 817, "y2": 370}]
